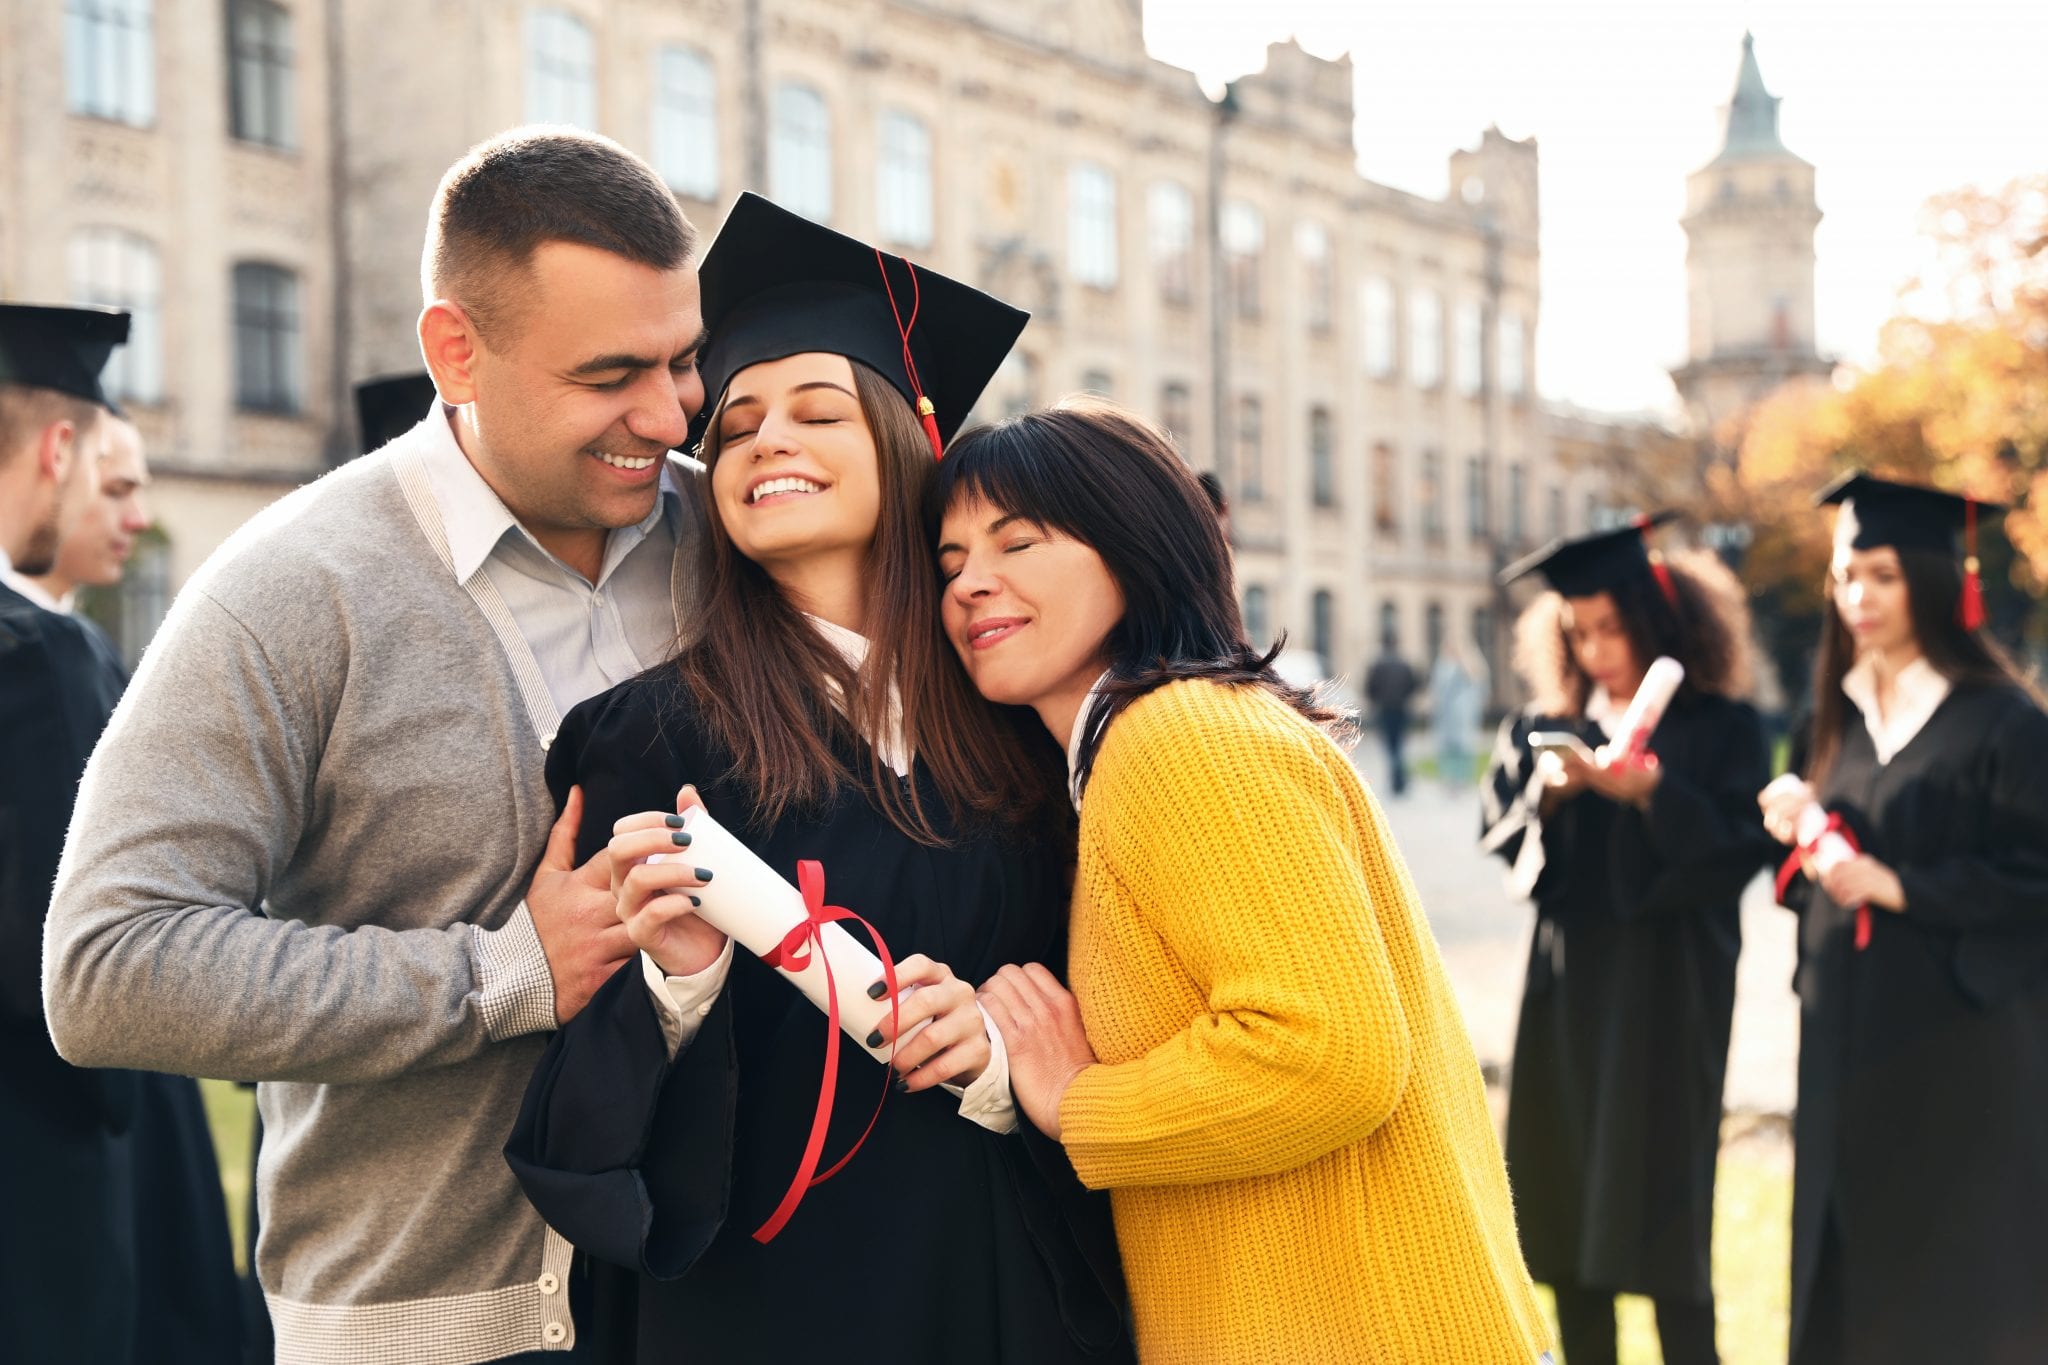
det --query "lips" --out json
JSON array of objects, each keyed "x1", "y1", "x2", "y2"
[{"x1": 966, "y1": 617, "x2": 1028, "y2": 651}]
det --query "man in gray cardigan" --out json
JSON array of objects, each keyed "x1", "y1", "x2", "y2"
[{"x1": 44, "y1": 128, "x2": 709, "y2": 1364}]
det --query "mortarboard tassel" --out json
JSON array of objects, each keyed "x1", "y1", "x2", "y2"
[
  {"x1": 1634, "y1": 514, "x2": 1680, "y2": 610},
  {"x1": 875, "y1": 249, "x2": 944, "y2": 461},
  {"x1": 1958, "y1": 496, "x2": 1985, "y2": 631}
]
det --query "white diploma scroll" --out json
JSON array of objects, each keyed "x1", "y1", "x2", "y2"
[
  {"x1": 660, "y1": 806, "x2": 922, "y2": 1065},
  {"x1": 1597, "y1": 655, "x2": 1686, "y2": 766},
  {"x1": 1761, "y1": 775, "x2": 1859, "y2": 877}
]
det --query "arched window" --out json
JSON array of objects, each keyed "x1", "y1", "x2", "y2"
[
  {"x1": 877, "y1": 109, "x2": 933, "y2": 248},
  {"x1": 524, "y1": 8, "x2": 594, "y2": 128},
  {"x1": 69, "y1": 229, "x2": 163, "y2": 404},
  {"x1": 771, "y1": 82, "x2": 832, "y2": 222},
  {"x1": 232, "y1": 262, "x2": 302, "y2": 414},
  {"x1": 66, "y1": 0, "x2": 154, "y2": 126},
  {"x1": 653, "y1": 46, "x2": 717, "y2": 199},
  {"x1": 1068, "y1": 162, "x2": 1119, "y2": 289},
  {"x1": 1149, "y1": 182, "x2": 1194, "y2": 304},
  {"x1": 229, "y1": 0, "x2": 295, "y2": 147}
]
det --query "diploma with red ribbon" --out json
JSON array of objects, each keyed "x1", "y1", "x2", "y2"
[
  {"x1": 667, "y1": 806, "x2": 923, "y2": 1240},
  {"x1": 1596, "y1": 655, "x2": 1685, "y2": 770},
  {"x1": 1769, "y1": 790, "x2": 1871, "y2": 950}
]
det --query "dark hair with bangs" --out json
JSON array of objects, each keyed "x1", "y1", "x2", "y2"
[{"x1": 932, "y1": 398, "x2": 1348, "y2": 800}]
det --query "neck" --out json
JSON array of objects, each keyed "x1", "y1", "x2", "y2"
[
  {"x1": 768, "y1": 551, "x2": 867, "y2": 635},
  {"x1": 451, "y1": 405, "x2": 607, "y2": 583},
  {"x1": 1036, "y1": 670, "x2": 1104, "y2": 751},
  {"x1": 0, "y1": 469, "x2": 40, "y2": 570},
  {"x1": 1868, "y1": 640, "x2": 1923, "y2": 680},
  {"x1": 28, "y1": 567, "x2": 77, "y2": 602}
]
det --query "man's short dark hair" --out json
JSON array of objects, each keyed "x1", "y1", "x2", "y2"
[
  {"x1": 0, "y1": 385, "x2": 101, "y2": 469},
  {"x1": 423, "y1": 126, "x2": 697, "y2": 341}
]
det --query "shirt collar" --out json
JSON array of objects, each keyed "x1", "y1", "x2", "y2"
[
  {"x1": 1841, "y1": 653, "x2": 1951, "y2": 764},
  {"x1": 1066, "y1": 671, "x2": 1115, "y2": 812},
  {"x1": 418, "y1": 404, "x2": 680, "y2": 584},
  {"x1": 806, "y1": 615, "x2": 912, "y2": 779},
  {"x1": 0, "y1": 563, "x2": 69, "y2": 613}
]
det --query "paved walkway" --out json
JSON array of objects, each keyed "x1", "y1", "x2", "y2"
[{"x1": 1354, "y1": 732, "x2": 1799, "y2": 1116}]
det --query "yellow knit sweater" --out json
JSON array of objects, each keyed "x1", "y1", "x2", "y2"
[{"x1": 1057, "y1": 679, "x2": 1549, "y2": 1365}]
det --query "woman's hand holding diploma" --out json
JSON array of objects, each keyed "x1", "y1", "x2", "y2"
[
  {"x1": 870, "y1": 955, "x2": 991, "y2": 1092},
  {"x1": 608, "y1": 785, "x2": 730, "y2": 977}
]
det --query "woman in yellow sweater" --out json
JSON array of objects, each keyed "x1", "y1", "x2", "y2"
[{"x1": 932, "y1": 400, "x2": 1551, "y2": 1365}]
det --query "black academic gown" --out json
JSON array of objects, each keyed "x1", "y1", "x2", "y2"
[
  {"x1": 0, "y1": 585, "x2": 242, "y2": 1364},
  {"x1": 1783, "y1": 682, "x2": 2048, "y2": 1365},
  {"x1": 507, "y1": 673, "x2": 1131, "y2": 1365},
  {"x1": 1481, "y1": 691, "x2": 1772, "y2": 1302}
]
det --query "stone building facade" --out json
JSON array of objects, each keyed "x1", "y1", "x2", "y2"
[{"x1": 7, "y1": 0, "x2": 1616, "y2": 691}]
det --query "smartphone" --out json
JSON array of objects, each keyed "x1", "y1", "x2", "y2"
[{"x1": 1527, "y1": 730, "x2": 1596, "y2": 765}]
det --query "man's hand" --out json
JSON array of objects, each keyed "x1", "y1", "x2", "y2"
[
  {"x1": 527, "y1": 786, "x2": 635, "y2": 1024},
  {"x1": 977, "y1": 964, "x2": 1098, "y2": 1140}
]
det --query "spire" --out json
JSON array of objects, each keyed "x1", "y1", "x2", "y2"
[{"x1": 1715, "y1": 31, "x2": 1790, "y2": 161}]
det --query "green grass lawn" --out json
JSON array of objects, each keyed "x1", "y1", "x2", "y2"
[{"x1": 203, "y1": 1083, "x2": 1792, "y2": 1360}]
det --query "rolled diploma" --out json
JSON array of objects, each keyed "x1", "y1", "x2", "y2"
[
  {"x1": 661, "y1": 805, "x2": 923, "y2": 1066},
  {"x1": 1792, "y1": 801, "x2": 1857, "y2": 875},
  {"x1": 1597, "y1": 655, "x2": 1686, "y2": 767}
]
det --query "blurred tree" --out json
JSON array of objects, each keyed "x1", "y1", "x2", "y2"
[{"x1": 1726, "y1": 174, "x2": 2048, "y2": 703}]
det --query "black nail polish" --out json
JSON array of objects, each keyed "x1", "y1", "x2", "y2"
[
  {"x1": 866, "y1": 980, "x2": 888, "y2": 1000},
  {"x1": 688, "y1": 895, "x2": 701, "y2": 908},
  {"x1": 695, "y1": 867, "x2": 714, "y2": 882},
  {"x1": 664, "y1": 814, "x2": 686, "y2": 829},
  {"x1": 893, "y1": 1076, "x2": 910, "y2": 1093},
  {"x1": 865, "y1": 1029, "x2": 884, "y2": 1049},
  {"x1": 670, "y1": 831, "x2": 692, "y2": 848}
]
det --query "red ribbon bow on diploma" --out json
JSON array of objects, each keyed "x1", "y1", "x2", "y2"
[
  {"x1": 751, "y1": 860, "x2": 901, "y2": 1243},
  {"x1": 1773, "y1": 811, "x2": 1872, "y2": 951}
]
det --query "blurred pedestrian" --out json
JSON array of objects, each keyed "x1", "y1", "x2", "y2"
[
  {"x1": 1481, "y1": 516, "x2": 1773, "y2": 1365},
  {"x1": 1365, "y1": 633, "x2": 1419, "y2": 795},
  {"x1": 1762, "y1": 473, "x2": 2048, "y2": 1365},
  {"x1": 1429, "y1": 633, "x2": 1487, "y2": 787}
]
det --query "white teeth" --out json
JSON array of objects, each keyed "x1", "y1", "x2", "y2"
[
  {"x1": 599, "y1": 452, "x2": 656, "y2": 470},
  {"x1": 974, "y1": 624, "x2": 1009, "y2": 641},
  {"x1": 749, "y1": 476, "x2": 825, "y2": 503}
]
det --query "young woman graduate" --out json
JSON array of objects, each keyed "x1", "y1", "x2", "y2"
[
  {"x1": 504, "y1": 194, "x2": 1131, "y2": 1364},
  {"x1": 934, "y1": 401, "x2": 1552, "y2": 1365},
  {"x1": 1479, "y1": 519, "x2": 1774, "y2": 1365},
  {"x1": 1759, "y1": 472, "x2": 2048, "y2": 1365}
]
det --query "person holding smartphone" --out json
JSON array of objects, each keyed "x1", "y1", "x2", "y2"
[{"x1": 1480, "y1": 517, "x2": 1775, "y2": 1365}]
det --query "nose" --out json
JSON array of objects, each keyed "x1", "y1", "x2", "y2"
[
  {"x1": 120, "y1": 495, "x2": 150, "y2": 534},
  {"x1": 1842, "y1": 581, "x2": 1865, "y2": 608},
  {"x1": 751, "y1": 405, "x2": 803, "y2": 461},
  {"x1": 947, "y1": 553, "x2": 1000, "y2": 604},
  {"x1": 626, "y1": 369, "x2": 691, "y2": 450}
]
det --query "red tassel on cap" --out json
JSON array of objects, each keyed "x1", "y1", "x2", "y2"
[
  {"x1": 1634, "y1": 514, "x2": 1680, "y2": 609},
  {"x1": 1958, "y1": 496, "x2": 1985, "y2": 631},
  {"x1": 874, "y1": 248, "x2": 944, "y2": 461}
]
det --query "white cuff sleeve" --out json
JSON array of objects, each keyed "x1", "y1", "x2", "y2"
[
  {"x1": 940, "y1": 1001, "x2": 1019, "y2": 1134},
  {"x1": 641, "y1": 939, "x2": 735, "y2": 1060},
  {"x1": 473, "y1": 902, "x2": 558, "y2": 1042}
]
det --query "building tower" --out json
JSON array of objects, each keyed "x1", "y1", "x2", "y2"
[{"x1": 1670, "y1": 33, "x2": 1830, "y2": 439}]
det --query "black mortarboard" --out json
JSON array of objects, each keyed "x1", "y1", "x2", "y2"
[
  {"x1": 694, "y1": 193, "x2": 1028, "y2": 459},
  {"x1": 0, "y1": 303, "x2": 131, "y2": 415},
  {"x1": 1499, "y1": 510, "x2": 1683, "y2": 599},
  {"x1": 354, "y1": 372, "x2": 440, "y2": 454},
  {"x1": 1816, "y1": 469, "x2": 2003, "y2": 629}
]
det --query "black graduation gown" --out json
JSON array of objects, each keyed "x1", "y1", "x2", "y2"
[
  {"x1": 1480, "y1": 691, "x2": 1772, "y2": 1301},
  {"x1": 0, "y1": 586, "x2": 241, "y2": 1363},
  {"x1": 1783, "y1": 682, "x2": 2048, "y2": 1365},
  {"x1": 506, "y1": 673, "x2": 1131, "y2": 1364}
]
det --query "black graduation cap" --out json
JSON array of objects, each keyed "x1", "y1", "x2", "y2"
[
  {"x1": 354, "y1": 372, "x2": 440, "y2": 454},
  {"x1": 1816, "y1": 469, "x2": 2003, "y2": 629},
  {"x1": 694, "y1": 193, "x2": 1028, "y2": 459},
  {"x1": 0, "y1": 303, "x2": 131, "y2": 415},
  {"x1": 1499, "y1": 510, "x2": 1683, "y2": 598}
]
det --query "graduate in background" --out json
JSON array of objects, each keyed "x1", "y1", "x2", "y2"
[
  {"x1": 0, "y1": 303, "x2": 240, "y2": 1363},
  {"x1": 1481, "y1": 518, "x2": 1774, "y2": 1365},
  {"x1": 1760, "y1": 473, "x2": 2048, "y2": 1365},
  {"x1": 506, "y1": 195, "x2": 1129, "y2": 1363}
]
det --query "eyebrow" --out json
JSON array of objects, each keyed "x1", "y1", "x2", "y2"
[
  {"x1": 721, "y1": 379, "x2": 858, "y2": 411},
  {"x1": 935, "y1": 513, "x2": 1031, "y2": 558},
  {"x1": 569, "y1": 329, "x2": 709, "y2": 379}
]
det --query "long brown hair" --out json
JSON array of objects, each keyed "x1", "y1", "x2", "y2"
[
  {"x1": 933, "y1": 399, "x2": 1350, "y2": 802},
  {"x1": 1804, "y1": 545, "x2": 2038, "y2": 786},
  {"x1": 1510, "y1": 547, "x2": 1754, "y2": 717},
  {"x1": 674, "y1": 359, "x2": 1062, "y2": 843}
]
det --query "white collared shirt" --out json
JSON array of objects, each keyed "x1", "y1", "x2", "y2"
[
  {"x1": 416, "y1": 406, "x2": 682, "y2": 719},
  {"x1": 641, "y1": 613, "x2": 1018, "y2": 1134},
  {"x1": 0, "y1": 559, "x2": 72, "y2": 613},
  {"x1": 1066, "y1": 672, "x2": 1114, "y2": 811},
  {"x1": 1841, "y1": 654, "x2": 1951, "y2": 765}
]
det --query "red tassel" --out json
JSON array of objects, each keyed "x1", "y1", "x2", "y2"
[
  {"x1": 918, "y1": 400, "x2": 943, "y2": 462},
  {"x1": 1958, "y1": 498, "x2": 1985, "y2": 631}
]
